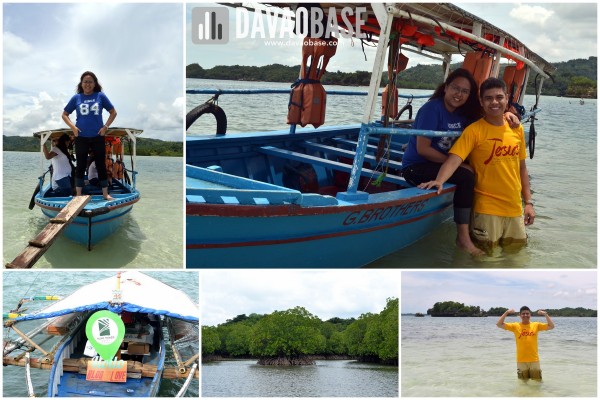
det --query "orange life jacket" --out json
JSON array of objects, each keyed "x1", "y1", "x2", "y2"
[
  {"x1": 105, "y1": 157, "x2": 114, "y2": 178},
  {"x1": 462, "y1": 51, "x2": 493, "y2": 88},
  {"x1": 113, "y1": 160, "x2": 124, "y2": 180}
]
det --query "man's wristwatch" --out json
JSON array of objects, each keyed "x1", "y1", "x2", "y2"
[{"x1": 524, "y1": 199, "x2": 534, "y2": 206}]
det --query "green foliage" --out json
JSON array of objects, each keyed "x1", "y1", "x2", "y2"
[
  {"x1": 428, "y1": 301, "x2": 482, "y2": 317},
  {"x1": 225, "y1": 324, "x2": 253, "y2": 356},
  {"x1": 202, "y1": 326, "x2": 221, "y2": 354},
  {"x1": 426, "y1": 302, "x2": 596, "y2": 317},
  {"x1": 202, "y1": 299, "x2": 398, "y2": 364},
  {"x1": 249, "y1": 306, "x2": 326, "y2": 357},
  {"x1": 3, "y1": 135, "x2": 182, "y2": 157}
]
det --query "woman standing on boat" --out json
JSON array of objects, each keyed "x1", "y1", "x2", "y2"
[
  {"x1": 402, "y1": 68, "x2": 484, "y2": 255},
  {"x1": 42, "y1": 133, "x2": 74, "y2": 196},
  {"x1": 62, "y1": 71, "x2": 117, "y2": 200}
]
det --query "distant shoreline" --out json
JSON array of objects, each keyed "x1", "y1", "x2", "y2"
[{"x1": 3, "y1": 135, "x2": 183, "y2": 157}]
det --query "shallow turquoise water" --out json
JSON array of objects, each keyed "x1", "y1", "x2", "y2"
[
  {"x1": 401, "y1": 316, "x2": 597, "y2": 397},
  {"x1": 3, "y1": 153, "x2": 183, "y2": 268}
]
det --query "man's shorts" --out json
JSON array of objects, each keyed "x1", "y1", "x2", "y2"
[
  {"x1": 470, "y1": 213, "x2": 527, "y2": 253},
  {"x1": 517, "y1": 361, "x2": 542, "y2": 380}
]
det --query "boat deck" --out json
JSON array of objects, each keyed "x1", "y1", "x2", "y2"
[{"x1": 54, "y1": 320, "x2": 163, "y2": 397}]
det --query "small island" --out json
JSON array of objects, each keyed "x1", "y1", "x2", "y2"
[
  {"x1": 3, "y1": 135, "x2": 182, "y2": 157},
  {"x1": 202, "y1": 298, "x2": 398, "y2": 366},
  {"x1": 188, "y1": 56, "x2": 597, "y2": 98},
  {"x1": 414, "y1": 301, "x2": 597, "y2": 317}
]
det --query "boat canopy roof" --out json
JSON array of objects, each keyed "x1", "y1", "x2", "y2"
[
  {"x1": 264, "y1": 2, "x2": 555, "y2": 75},
  {"x1": 33, "y1": 127, "x2": 143, "y2": 139},
  {"x1": 12, "y1": 271, "x2": 198, "y2": 323}
]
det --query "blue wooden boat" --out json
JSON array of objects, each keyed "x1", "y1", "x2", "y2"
[
  {"x1": 3, "y1": 271, "x2": 199, "y2": 397},
  {"x1": 32, "y1": 128, "x2": 142, "y2": 250},
  {"x1": 186, "y1": 3, "x2": 556, "y2": 267}
]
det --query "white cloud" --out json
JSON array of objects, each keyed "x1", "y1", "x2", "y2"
[
  {"x1": 3, "y1": 31, "x2": 32, "y2": 62},
  {"x1": 509, "y1": 5, "x2": 554, "y2": 26},
  {"x1": 201, "y1": 270, "x2": 400, "y2": 326},
  {"x1": 402, "y1": 271, "x2": 597, "y2": 313},
  {"x1": 3, "y1": 3, "x2": 183, "y2": 140}
]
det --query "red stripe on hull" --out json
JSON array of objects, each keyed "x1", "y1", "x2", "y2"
[{"x1": 186, "y1": 188, "x2": 454, "y2": 217}]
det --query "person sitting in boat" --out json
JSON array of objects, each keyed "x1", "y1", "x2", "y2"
[
  {"x1": 419, "y1": 77, "x2": 535, "y2": 254},
  {"x1": 402, "y1": 69, "x2": 520, "y2": 256},
  {"x1": 42, "y1": 134, "x2": 74, "y2": 196},
  {"x1": 62, "y1": 71, "x2": 117, "y2": 201}
]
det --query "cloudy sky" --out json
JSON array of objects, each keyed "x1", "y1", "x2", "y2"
[
  {"x1": 187, "y1": 3, "x2": 596, "y2": 72},
  {"x1": 402, "y1": 270, "x2": 597, "y2": 313},
  {"x1": 201, "y1": 270, "x2": 400, "y2": 326},
  {"x1": 3, "y1": 3, "x2": 183, "y2": 140}
]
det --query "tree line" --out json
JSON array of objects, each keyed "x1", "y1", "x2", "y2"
[
  {"x1": 187, "y1": 56, "x2": 596, "y2": 98},
  {"x1": 424, "y1": 301, "x2": 597, "y2": 317},
  {"x1": 202, "y1": 297, "x2": 398, "y2": 365},
  {"x1": 3, "y1": 136, "x2": 182, "y2": 157}
]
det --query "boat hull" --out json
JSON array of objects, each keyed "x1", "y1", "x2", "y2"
[
  {"x1": 186, "y1": 126, "x2": 457, "y2": 267},
  {"x1": 187, "y1": 196, "x2": 452, "y2": 267},
  {"x1": 35, "y1": 192, "x2": 139, "y2": 249}
]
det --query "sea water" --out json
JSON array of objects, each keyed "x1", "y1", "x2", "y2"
[
  {"x1": 401, "y1": 316, "x2": 596, "y2": 397},
  {"x1": 3, "y1": 153, "x2": 183, "y2": 268},
  {"x1": 202, "y1": 359, "x2": 399, "y2": 397},
  {"x1": 2, "y1": 271, "x2": 199, "y2": 397},
  {"x1": 187, "y1": 78, "x2": 597, "y2": 268}
]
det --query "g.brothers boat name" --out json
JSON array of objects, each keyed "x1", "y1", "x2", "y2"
[{"x1": 343, "y1": 200, "x2": 426, "y2": 225}]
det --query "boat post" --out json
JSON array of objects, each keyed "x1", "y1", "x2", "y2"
[{"x1": 338, "y1": 4, "x2": 392, "y2": 201}]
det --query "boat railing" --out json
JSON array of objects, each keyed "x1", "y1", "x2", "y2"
[{"x1": 186, "y1": 88, "x2": 431, "y2": 99}]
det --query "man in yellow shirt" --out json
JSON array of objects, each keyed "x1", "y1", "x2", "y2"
[
  {"x1": 419, "y1": 77, "x2": 536, "y2": 253},
  {"x1": 496, "y1": 306, "x2": 555, "y2": 380}
]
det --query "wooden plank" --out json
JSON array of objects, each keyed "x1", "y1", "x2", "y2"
[
  {"x1": 5, "y1": 195, "x2": 91, "y2": 269},
  {"x1": 2, "y1": 356, "x2": 200, "y2": 379}
]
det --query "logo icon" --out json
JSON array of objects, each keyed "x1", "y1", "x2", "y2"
[
  {"x1": 192, "y1": 7, "x2": 229, "y2": 44},
  {"x1": 98, "y1": 318, "x2": 111, "y2": 336},
  {"x1": 85, "y1": 310, "x2": 125, "y2": 361}
]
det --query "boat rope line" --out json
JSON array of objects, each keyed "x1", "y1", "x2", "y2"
[{"x1": 187, "y1": 205, "x2": 450, "y2": 249}]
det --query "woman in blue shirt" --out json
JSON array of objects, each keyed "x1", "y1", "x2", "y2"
[
  {"x1": 402, "y1": 68, "x2": 519, "y2": 256},
  {"x1": 62, "y1": 71, "x2": 117, "y2": 200},
  {"x1": 402, "y1": 68, "x2": 483, "y2": 255}
]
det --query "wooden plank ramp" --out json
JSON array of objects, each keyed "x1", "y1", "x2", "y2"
[{"x1": 5, "y1": 195, "x2": 91, "y2": 269}]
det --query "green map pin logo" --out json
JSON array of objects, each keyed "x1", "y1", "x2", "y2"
[{"x1": 85, "y1": 310, "x2": 125, "y2": 361}]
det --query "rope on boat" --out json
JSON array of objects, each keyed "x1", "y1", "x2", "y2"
[
  {"x1": 25, "y1": 352, "x2": 36, "y2": 397},
  {"x1": 175, "y1": 363, "x2": 198, "y2": 398},
  {"x1": 186, "y1": 88, "x2": 431, "y2": 98}
]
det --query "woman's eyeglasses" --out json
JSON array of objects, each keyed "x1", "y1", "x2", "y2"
[{"x1": 448, "y1": 84, "x2": 470, "y2": 96}]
